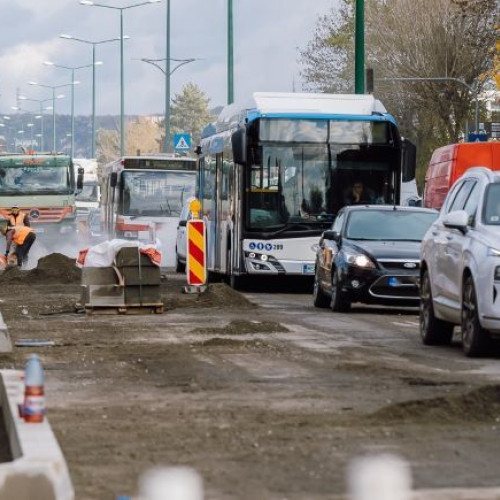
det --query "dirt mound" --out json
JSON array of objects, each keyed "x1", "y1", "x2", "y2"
[
  {"x1": 0, "y1": 253, "x2": 81, "y2": 285},
  {"x1": 163, "y1": 282, "x2": 256, "y2": 310},
  {"x1": 369, "y1": 384, "x2": 500, "y2": 424},
  {"x1": 194, "y1": 319, "x2": 289, "y2": 335}
]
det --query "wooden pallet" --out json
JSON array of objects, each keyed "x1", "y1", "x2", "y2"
[{"x1": 84, "y1": 302, "x2": 164, "y2": 315}]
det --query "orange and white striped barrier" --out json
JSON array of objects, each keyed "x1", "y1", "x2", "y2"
[
  {"x1": 186, "y1": 219, "x2": 206, "y2": 287},
  {"x1": 184, "y1": 199, "x2": 207, "y2": 293}
]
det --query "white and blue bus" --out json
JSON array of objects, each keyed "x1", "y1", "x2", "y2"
[{"x1": 197, "y1": 92, "x2": 417, "y2": 287}]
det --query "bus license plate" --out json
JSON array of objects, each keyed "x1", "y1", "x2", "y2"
[{"x1": 302, "y1": 264, "x2": 315, "y2": 275}]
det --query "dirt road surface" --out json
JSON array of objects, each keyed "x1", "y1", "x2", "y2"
[{"x1": 1, "y1": 256, "x2": 500, "y2": 499}]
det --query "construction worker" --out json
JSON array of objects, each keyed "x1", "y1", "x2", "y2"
[
  {"x1": 1, "y1": 225, "x2": 36, "y2": 268},
  {"x1": 7, "y1": 206, "x2": 30, "y2": 229}
]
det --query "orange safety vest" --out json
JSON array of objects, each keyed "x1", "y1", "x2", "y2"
[
  {"x1": 9, "y1": 213, "x2": 25, "y2": 227},
  {"x1": 12, "y1": 226, "x2": 33, "y2": 246}
]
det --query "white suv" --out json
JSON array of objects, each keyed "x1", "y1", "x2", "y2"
[{"x1": 420, "y1": 167, "x2": 500, "y2": 357}]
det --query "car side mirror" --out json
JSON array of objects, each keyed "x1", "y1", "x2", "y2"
[
  {"x1": 322, "y1": 230, "x2": 340, "y2": 242},
  {"x1": 76, "y1": 167, "x2": 84, "y2": 191},
  {"x1": 178, "y1": 220, "x2": 187, "y2": 228},
  {"x1": 443, "y1": 210, "x2": 469, "y2": 234}
]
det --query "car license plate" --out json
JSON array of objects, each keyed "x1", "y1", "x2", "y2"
[
  {"x1": 388, "y1": 276, "x2": 417, "y2": 287},
  {"x1": 302, "y1": 264, "x2": 315, "y2": 275}
]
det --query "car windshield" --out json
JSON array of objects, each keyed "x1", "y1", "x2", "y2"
[
  {"x1": 482, "y1": 183, "x2": 500, "y2": 225},
  {"x1": 345, "y1": 210, "x2": 438, "y2": 241}
]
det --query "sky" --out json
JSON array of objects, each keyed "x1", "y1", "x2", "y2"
[{"x1": 0, "y1": 0, "x2": 337, "y2": 118}]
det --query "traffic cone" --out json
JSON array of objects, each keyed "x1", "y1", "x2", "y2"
[{"x1": 22, "y1": 354, "x2": 45, "y2": 423}]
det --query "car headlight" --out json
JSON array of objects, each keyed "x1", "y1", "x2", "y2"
[
  {"x1": 343, "y1": 251, "x2": 376, "y2": 269},
  {"x1": 487, "y1": 247, "x2": 500, "y2": 257}
]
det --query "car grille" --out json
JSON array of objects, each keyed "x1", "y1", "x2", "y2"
[
  {"x1": 369, "y1": 275, "x2": 420, "y2": 299},
  {"x1": 377, "y1": 259, "x2": 420, "y2": 272}
]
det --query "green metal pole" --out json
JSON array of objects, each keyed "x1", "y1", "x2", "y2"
[
  {"x1": 92, "y1": 44, "x2": 96, "y2": 159},
  {"x1": 228, "y1": 0, "x2": 234, "y2": 104},
  {"x1": 354, "y1": 0, "x2": 365, "y2": 94},
  {"x1": 71, "y1": 68, "x2": 75, "y2": 157},
  {"x1": 52, "y1": 88, "x2": 56, "y2": 152},
  {"x1": 120, "y1": 9, "x2": 125, "y2": 156},
  {"x1": 164, "y1": 0, "x2": 171, "y2": 153}
]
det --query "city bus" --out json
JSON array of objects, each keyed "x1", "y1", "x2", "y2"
[
  {"x1": 197, "y1": 92, "x2": 417, "y2": 287},
  {"x1": 101, "y1": 155, "x2": 197, "y2": 267},
  {"x1": 0, "y1": 152, "x2": 82, "y2": 238}
]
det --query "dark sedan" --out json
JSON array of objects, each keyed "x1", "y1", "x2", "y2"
[{"x1": 313, "y1": 205, "x2": 438, "y2": 311}]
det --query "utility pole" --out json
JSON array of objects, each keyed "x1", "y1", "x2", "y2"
[
  {"x1": 354, "y1": 0, "x2": 365, "y2": 94},
  {"x1": 227, "y1": 0, "x2": 234, "y2": 104},
  {"x1": 164, "y1": 0, "x2": 171, "y2": 153}
]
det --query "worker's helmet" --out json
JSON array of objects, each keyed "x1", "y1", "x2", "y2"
[{"x1": 10, "y1": 206, "x2": 19, "y2": 214}]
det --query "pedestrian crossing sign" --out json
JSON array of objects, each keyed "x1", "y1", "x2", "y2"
[{"x1": 173, "y1": 133, "x2": 191, "y2": 150}]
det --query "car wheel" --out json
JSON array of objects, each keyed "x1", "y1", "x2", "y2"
[
  {"x1": 330, "y1": 269, "x2": 350, "y2": 313},
  {"x1": 419, "y1": 269, "x2": 454, "y2": 345},
  {"x1": 461, "y1": 274, "x2": 491, "y2": 357},
  {"x1": 175, "y1": 248, "x2": 185, "y2": 273},
  {"x1": 313, "y1": 267, "x2": 330, "y2": 308}
]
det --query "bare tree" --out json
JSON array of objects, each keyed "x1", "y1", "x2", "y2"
[
  {"x1": 299, "y1": 0, "x2": 498, "y2": 184},
  {"x1": 126, "y1": 117, "x2": 161, "y2": 156},
  {"x1": 299, "y1": 0, "x2": 355, "y2": 93},
  {"x1": 369, "y1": 0, "x2": 498, "y2": 140},
  {"x1": 96, "y1": 128, "x2": 120, "y2": 167}
]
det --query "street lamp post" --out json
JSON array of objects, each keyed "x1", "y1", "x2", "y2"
[
  {"x1": 141, "y1": 56, "x2": 197, "y2": 153},
  {"x1": 377, "y1": 76, "x2": 480, "y2": 134},
  {"x1": 166, "y1": 0, "x2": 171, "y2": 153},
  {"x1": 60, "y1": 34, "x2": 125, "y2": 159},
  {"x1": 44, "y1": 61, "x2": 98, "y2": 157},
  {"x1": 228, "y1": 0, "x2": 234, "y2": 104},
  {"x1": 28, "y1": 81, "x2": 75, "y2": 152},
  {"x1": 80, "y1": 0, "x2": 162, "y2": 157},
  {"x1": 18, "y1": 96, "x2": 58, "y2": 151}
]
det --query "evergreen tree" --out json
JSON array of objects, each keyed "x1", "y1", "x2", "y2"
[{"x1": 168, "y1": 83, "x2": 213, "y2": 147}]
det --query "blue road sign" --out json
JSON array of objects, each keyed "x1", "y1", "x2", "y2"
[{"x1": 173, "y1": 133, "x2": 191, "y2": 150}]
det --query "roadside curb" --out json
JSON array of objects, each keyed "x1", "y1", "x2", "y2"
[
  {"x1": 0, "y1": 369, "x2": 74, "y2": 500},
  {"x1": 0, "y1": 312, "x2": 12, "y2": 353},
  {"x1": 411, "y1": 488, "x2": 500, "y2": 499},
  {"x1": 332, "y1": 487, "x2": 500, "y2": 499}
]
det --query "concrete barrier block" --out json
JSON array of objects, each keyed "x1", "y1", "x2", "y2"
[
  {"x1": 0, "y1": 370, "x2": 74, "y2": 500},
  {"x1": 0, "y1": 312, "x2": 12, "y2": 353}
]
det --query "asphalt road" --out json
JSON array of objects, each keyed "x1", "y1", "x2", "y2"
[{"x1": 2, "y1": 275, "x2": 500, "y2": 499}]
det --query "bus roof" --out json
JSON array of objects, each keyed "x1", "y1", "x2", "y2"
[{"x1": 211, "y1": 92, "x2": 395, "y2": 134}]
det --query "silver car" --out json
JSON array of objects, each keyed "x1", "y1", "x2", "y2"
[{"x1": 420, "y1": 167, "x2": 500, "y2": 357}]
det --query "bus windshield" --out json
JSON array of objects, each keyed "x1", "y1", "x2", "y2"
[
  {"x1": 0, "y1": 164, "x2": 72, "y2": 195},
  {"x1": 247, "y1": 143, "x2": 396, "y2": 231},
  {"x1": 120, "y1": 170, "x2": 196, "y2": 217}
]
